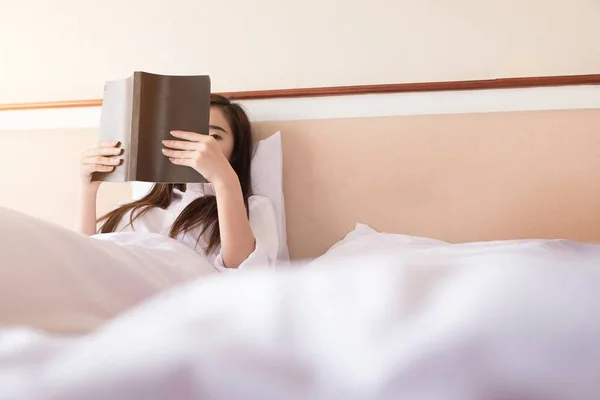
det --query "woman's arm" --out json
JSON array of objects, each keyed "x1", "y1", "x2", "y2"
[
  {"x1": 76, "y1": 188, "x2": 99, "y2": 236},
  {"x1": 213, "y1": 171, "x2": 256, "y2": 268},
  {"x1": 162, "y1": 131, "x2": 260, "y2": 268},
  {"x1": 77, "y1": 141, "x2": 122, "y2": 235}
]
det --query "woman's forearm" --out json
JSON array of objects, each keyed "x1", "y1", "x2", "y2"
[
  {"x1": 76, "y1": 188, "x2": 99, "y2": 236},
  {"x1": 213, "y1": 172, "x2": 256, "y2": 268}
]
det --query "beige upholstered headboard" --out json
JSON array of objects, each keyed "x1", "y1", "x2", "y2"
[{"x1": 254, "y1": 109, "x2": 600, "y2": 259}]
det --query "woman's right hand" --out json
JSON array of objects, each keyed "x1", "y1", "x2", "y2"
[{"x1": 79, "y1": 141, "x2": 123, "y2": 191}]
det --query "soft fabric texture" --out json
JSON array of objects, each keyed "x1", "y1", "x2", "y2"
[
  {"x1": 249, "y1": 131, "x2": 289, "y2": 263},
  {"x1": 0, "y1": 203, "x2": 276, "y2": 333},
  {"x1": 314, "y1": 222, "x2": 592, "y2": 265},
  {"x1": 329, "y1": 222, "x2": 447, "y2": 251},
  {"x1": 2, "y1": 242, "x2": 600, "y2": 399},
  {"x1": 102, "y1": 183, "x2": 279, "y2": 271},
  {"x1": 131, "y1": 131, "x2": 289, "y2": 263}
]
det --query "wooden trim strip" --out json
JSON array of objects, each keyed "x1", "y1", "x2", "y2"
[
  {"x1": 0, "y1": 99, "x2": 102, "y2": 111},
  {"x1": 222, "y1": 74, "x2": 600, "y2": 100},
  {"x1": 2, "y1": 74, "x2": 599, "y2": 111}
]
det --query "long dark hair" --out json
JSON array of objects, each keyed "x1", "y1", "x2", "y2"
[{"x1": 97, "y1": 94, "x2": 253, "y2": 254}]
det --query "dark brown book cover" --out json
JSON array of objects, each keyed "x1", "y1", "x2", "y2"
[{"x1": 92, "y1": 72, "x2": 211, "y2": 183}]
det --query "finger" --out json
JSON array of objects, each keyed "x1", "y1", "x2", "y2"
[
  {"x1": 170, "y1": 130, "x2": 208, "y2": 142},
  {"x1": 81, "y1": 156, "x2": 122, "y2": 166},
  {"x1": 162, "y1": 148, "x2": 195, "y2": 159},
  {"x1": 168, "y1": 158, "x2": 194, "y2": 167},
  {"x1": 82, "y1": 164, "x2": 115, "y2": 174},
  {"x1": 162, "y1": 140, "x2": 197, "y2": 150},
  {"x1": 82, "y1": 146, "x2": 123, "y2": 158},
  {"x1": 99, "y1": 141, "x2": 120, "y2": 148}
]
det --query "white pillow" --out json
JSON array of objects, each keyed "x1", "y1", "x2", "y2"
[
  {"x1": 320, "y1": 223, "x2": 447, "y2": 261},
  {"x1": 131, "y1": 131, "x2": 289, "y2": 263},
  {"x1": 250, "y1": 132, "x2": 289, "y2": 263},
  {"x1": 312, "y1": 223, "x2": 596, "y2": 268}
]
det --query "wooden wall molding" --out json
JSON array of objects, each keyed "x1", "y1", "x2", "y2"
[{"x1": 1, "y1": 74, "x2": 599, "y2": 112}]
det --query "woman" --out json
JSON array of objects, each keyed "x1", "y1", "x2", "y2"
[{"x1": 0, "y1": 95, "x2": 278, "y2": 333}]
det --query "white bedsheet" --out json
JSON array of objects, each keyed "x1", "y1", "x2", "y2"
[
  {"x1": 0, "y1": 207, "x2": 217, "y2": 333},
  {"x1": 2, "y1": 239, "x2": 600, "y2": 399}
]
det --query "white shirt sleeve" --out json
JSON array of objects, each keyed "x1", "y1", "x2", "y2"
[{"x1": 212, "y1": 195, "x2": 279, "y2": 271}]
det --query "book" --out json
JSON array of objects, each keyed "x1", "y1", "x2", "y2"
[{"x1": 92, "y1": 71, "x2": 211, "y2": 183}]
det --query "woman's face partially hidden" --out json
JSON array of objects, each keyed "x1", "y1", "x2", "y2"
[{"x1": 208, "y1": 106, "x2": 235, "y2": 161}]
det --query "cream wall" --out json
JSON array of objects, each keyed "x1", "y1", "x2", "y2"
[
  {"x1": 1, "y1": 0, "x2": 599, "y2": 104},
  {"x1": 1, "y1": 0, "x2": 599, "y2": 231},
  {"x1": 0, "y1": 129, "x2": 131, "y2": 229}
]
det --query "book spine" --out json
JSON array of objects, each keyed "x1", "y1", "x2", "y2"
[{"x1": 128, "y1": 72, "x2": 142, "y2": 181}]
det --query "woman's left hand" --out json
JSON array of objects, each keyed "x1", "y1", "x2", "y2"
[{"x1": 162, "y1": 130, "x2": 234, "y2": 185}]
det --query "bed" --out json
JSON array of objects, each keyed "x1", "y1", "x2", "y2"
[{"x1": 1, "y1": 78, "x2": 600, "y2": 399}]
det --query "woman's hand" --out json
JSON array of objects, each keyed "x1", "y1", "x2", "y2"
[
  {"x1": 77, "y1": 141, "x2": 121, "y2": 235},
  {"x1": 79, "y1": 141, "x2": 122, "y2": 192},
  {"x1": 162, "y1": 131, "x2": 235, "y2": 186}
]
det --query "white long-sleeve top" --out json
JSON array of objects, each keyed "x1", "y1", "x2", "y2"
[{"x1": 95, "y1": 183, "x2": 279, "y2": 271}]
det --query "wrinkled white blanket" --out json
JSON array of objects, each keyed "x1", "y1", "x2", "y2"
[
  {"x1": 2, "y1": 240, "x2": 600, "y2": 399},
  {"x1": 0, "y1": 207, "x2": 217, "y2": 332}
]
